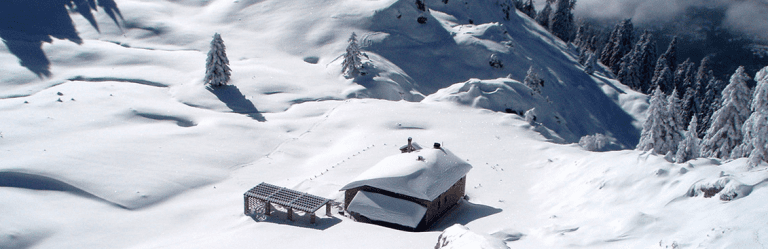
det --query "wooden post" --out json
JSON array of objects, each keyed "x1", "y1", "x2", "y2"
[
  {"x1": 243, "y1": 195, "x2": 249, "y2": 215},
  {"x1": 265, "y1": 201, "x2": 271, "y2": 216},
  {"x1": 310, "y1": 213, "x2": 316, "y2": 224},
  {"x1": 326, "y1": 203, "x2": 332, "y2": 217},
  {"x1": 287, "y1": 207, "x2": 293, "y2": 221}
]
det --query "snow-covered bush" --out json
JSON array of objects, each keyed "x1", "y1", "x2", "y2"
[
  {"x1": 489, "y1": 54, "x2": 503, "y2": 69},
  {"x1": 523, "y1": 66, "x2": 543, "y2": 95},
  {"x1": 578, "y1": 133, "x2": 610, "y2": 151},
  {"x1": 524, "y1": 108, "x2": 536, "y2": 124},
  {"x1": 204, "y1": 33, "x2": 231, "y2": 87}
]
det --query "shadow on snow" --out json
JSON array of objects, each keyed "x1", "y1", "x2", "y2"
[
  {"x1": 0, "y1": 0, "x2": 123, "y2": 78},
  {"x1": 207, "y1": 85, "x2": 267, "y2": 122}
]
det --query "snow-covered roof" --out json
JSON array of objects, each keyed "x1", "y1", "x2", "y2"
[
  {"x1": 347, "y1": 191, "x2": 427, "y2": 229},
  {"x1": 341, "y1": 147, "x2": 472, "y2": 201}
]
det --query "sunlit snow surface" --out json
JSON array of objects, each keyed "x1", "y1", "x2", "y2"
[{"x1": 1, "y1": 0, "x2": 768, "y2": 248}]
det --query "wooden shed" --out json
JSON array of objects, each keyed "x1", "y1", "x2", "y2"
[{"x1": 340, "y1": 142, "x2": 471, "y2": 231}]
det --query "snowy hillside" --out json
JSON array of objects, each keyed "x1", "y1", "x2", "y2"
[{"x1": 1, "y1": 0, "x2": 767, "y2": 248}]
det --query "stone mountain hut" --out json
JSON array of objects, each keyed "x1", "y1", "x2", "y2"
[{"x1": 340, "y1": 140, "x2": 472, "y2": 231}]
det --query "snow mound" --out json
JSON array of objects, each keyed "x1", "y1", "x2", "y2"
[
  {"x1": 423, "y1": 78, "x2": 572, "y2": 141},
  {"x1": 687, "y1": 177, "x2": 754, "y2": 201},
  {"x1": 341, "y1": 147, "x2": 471, "y2": 201},
  {"x1": 435, "y1": 224, "x2": 510, "y2": 249}
]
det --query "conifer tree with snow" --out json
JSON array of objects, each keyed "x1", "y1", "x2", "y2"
[
  {"x1": 653, "y1": 37, "x2": 678, "y2": 78},
  {"x1": 573, "y1": 25, "x2": 586, "y2": 49},
  {"x1": 667, "y1": 88, "x2": 684, "y2": 152},
  {"x1": 617, "y1": 55, "x2": 641, "y2": 90},
  {"x1": 584, "y1": 51, "x2": 597, "y2": 75},
  {"x1": 700, "y1": 76, "x2": 726, "y2": 134},
  {"x1": 637, "y1": 87, "x2": 675, "y2": 155},
  {"x1": 674, "y1": 58, "x2": 695, "y2": 94},
  {"x1": 535, "y1": 0, "x2": 553, "y2": 29},
  {"x1": 550, "y1": 0, "x2": 576, "y2": 42},
  {"x1": 606, "y1": 19, "x2": 634, "y2": 75},
  {"x1": 735, "y1": 66, "x2": 768, "y2": 166},
  {"x1": 652, "y1": 63, "x2": 674, "y2": 93},
  {"x1": 700, "y1": 66, "x2": 752, "y2": 159},
  {"x1": 204, "y1": 33, "x2": 231, "y2": 87},
  {"x1": 681, "y1": 86, "x2": 698, "y2": 127},
  {"x1": 694, "y1": 56, "x2": 712, "y2": 99},
  {"x1": 521, "y1": 0, "x2": 536, "y2": 19},
  {"x1": 524, "y1": 66, "x2": 543, "y2": 95},
  {"x1": 675, "y1": 116, "x2": 700, "y2": 163},
  {"x1": 342, "y1": 32, "x2": 364, "y2": 78},
  {"x1": 600, "y1": 27, "x2": 619, "y2": 67},
  {"x1": 634, "y1": 31, "x2": 658, "y2": 94}
]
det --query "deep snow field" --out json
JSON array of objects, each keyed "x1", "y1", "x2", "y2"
[{"x1": 1, "y1": 0, "x2": 768, "y2": 248}]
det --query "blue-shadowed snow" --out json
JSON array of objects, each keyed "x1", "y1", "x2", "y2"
[
  {"x1": 347, "y1": 190, "x2": 427, "y2": 229},
  {"x1": 341, "y1": 147, "x2": 471, "y2": 201}
]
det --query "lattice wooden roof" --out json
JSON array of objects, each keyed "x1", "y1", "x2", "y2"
[{"x1": 244, "y1": 182, "x2": 331, "y2": 213}]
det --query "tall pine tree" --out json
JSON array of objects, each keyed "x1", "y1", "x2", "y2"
[
  {"x1": 635, "y1": 31, "x2": 658, "y2": 93},
  {"x1": 675, "y1": 116, "x2": 700, "y2": 163},
  {"x1": 600, "y1": 27, "x2": 619, "y2": 66},
  {"x1": 652, "y1": 64, "x2": 674, "y2": 93},
  {"x1": 608, "y1": 19, "x2": 634, "y2": 75},
  {"x1": 674, "y1": 58, "x2": 695, "y2": 94},
  {"x1": 700, "y1": 66, "x2": 752, "y2": 159},
  {"x1": 736, "y1": 66, "x2": 768, "y2": 166},
  {"x1": 204, "y1": 33, "x2": 231, "y2": 87},
  {"x1": 535, "y1": 0, "x2": 553, "y2": 29},
  {"x1": 550, "y1": 0, "x2": 575, "y2": 42},
  {"x1": 667, "y1": 88, "x2": 684, "y2": 153},
  {"x1": 521, "y1": 0, "x2": 536, "y2": 18},
  {"x1": 342, "y1": 32, "x2": 363, "y2": 78},
  {"x1": 637, "y1": 87, "x2": 676, "y2": 155}
]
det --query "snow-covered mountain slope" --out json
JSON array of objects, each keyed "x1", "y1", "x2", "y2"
[
  {"x1": 2, "y1": 0, "x2": 642, "y2": 146},
  {"x1": 2, "y1": 0, "x2": 767, "y2": 249}
]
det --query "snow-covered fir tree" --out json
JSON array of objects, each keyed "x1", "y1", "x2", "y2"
[
  {"x1": 667, "y1": 88, "x2": 684, "y2": 152},
  {"x1": 637, "y1": 87, "x2": 676, "y2": 155},
  {"x1": 415, "y1": 0, "x2": 426, "y2": 12},
  {"x1": 634, "y1": 31, "x2": 658, "y2": 94},
  {"x1": 521, "y1": 0, "x2": 536, "y2": 19},
  {"x1": 700, "y1": 66, "x2": 752, "y2": 159},
  {"x1": 652, "y1": 64, "x2": 674, "y2": 93},
  {"x1": 606, "y1": 19, "x2": 634, "y2": 75},
  {"x1": 573, "y1": 25, "x2": 586, "y2": 49},
  {"x1": 550, "y1": 0, "x2": 575, "y2": 42},
  {"x1": 653, "y1": 37, "x2": 678, "y2": 79},
  {"x1": 694, "y1": 56, "x2": 712, "y2": 100},
  {"x1": 584, "y1": 51, "x2": 597, "y2": 75},
  {"x1": 524, "y1": 66, "x2": 543, "y2": 95},
  {"x1": 617, "y1": 54, "x2": 641, "y2": 90},
  {"x1": 674, "y1": 58, "x2": 695, "y2": 94},
  {"x1": 681, "y1": 86, "x2": 698, "y2": 128},
  {"x1": 675, "y1": 115, "x2": 700, "y2": 163},
  {"x1": 700, "y1": 76, "x2": 726, "y2": 134},
  {"x1": 535, "y1": 0, "x2": 553, "y2": 29},
  {"x1": 735, "y1": 66, "x2": 768, "y2": 166},
  {"x1": 204, "y1": 33, "x2": 231, "y2": 87},
  {"x1": 342, "y1": 32, "x2": 363, "y2": 78},
  {"x1": 600, "y1": 26, "x2": 619, "y2": 67}
]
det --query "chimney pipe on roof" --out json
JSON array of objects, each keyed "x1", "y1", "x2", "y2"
[{"x1": 433, "y1": 143, "x2": 441, "y2": 149}]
